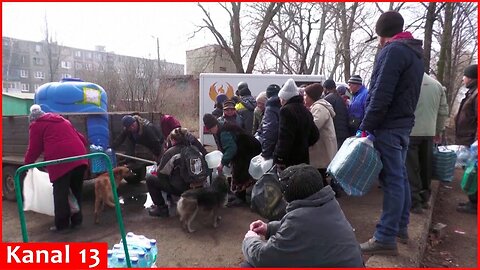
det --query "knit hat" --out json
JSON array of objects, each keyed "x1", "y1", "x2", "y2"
[
  {"x1": 29, "y1": 104, "x2": 45, "y2": 123},
  {"x1": 278, "y1": 78, "x2": 299, "y2": 101},
  {"x1": 336, "y1": 85, "x2": 348, "y2": 95},
  {"x1": 266, "y1": 84, "x2": 281, "y2": 98},
  {"x1": 347, "y1": 75, "x2": 363, "y2": 85},
  {"x1": 279, "y1": 164, "x2": 324, "y2": 203},
  {"x1": 237, "y1": 82, "x2": 251, "y2": 96},
  {"x1": 323, "y1": 79, "x2": 336, "y2": 90},
  {"x1": 464, "y1": 64, "x2": 478, "y2": 79},
  {"x1": 256, "y1": 91, "x2": 267, "y2": 104},
  {"x1": 223, "y1": 100, "x2": 236, "y2": 109},
  {"x1": 122, "y1": 115, "x2": 136, "y2": 128},
  {"x1": 168, "y1": 127, "x2": 188, "y2": 144},
  {"x1": 304, "y1": 83, "x2": 324, "y2": 101},
  {"x1": 161, "y1": 115, "x2": 181, "y2": 138},
  {"x1": 216, "y1": 94, "x2": 228, "y2": 105},
  {"x1": 203, "y1": 113, "x2": 218, "y2": 130},
  {"x1": 375, "y1": 11, "x2": 404, "y2": 38}
]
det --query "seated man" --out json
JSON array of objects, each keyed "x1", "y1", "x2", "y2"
[
  {"x1": 242, "y1": 164, "x2": 364, "y2": 267},
  {"x1": 146, "y1": 128, "x2": 206, "y2": 217}
]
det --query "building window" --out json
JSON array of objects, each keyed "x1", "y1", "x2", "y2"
[
  {"x1": 62, "y1": 73, "x2": 72, "y2": 78},
  {"x1": 20, "y1": 70, "x2": 28, "y2": 78},
  {"x1": 75, "y1": 62, "x2": 83, "y2": 70},
  {"x1": 61, "y1": 61, "x2": 71, "y2": 69},
  {"x1": 34, "y1": 71, "x2": 45, "y2": 79},
  {"x1": 33, "y1": 84, "x2": 41, "y2": 90},
  {"x1": 35, "y1": 44, "x2": 42, "y2": 53},
  {"x1": 21, "y1": 83, "x2": 30, "y2": 91},
  {"x1": 33, "y1": 57, "x2": 44, "y2": 66},
  {"x1": 21, "y1": 56, "x2": 26, "y2": 64},
  {"x1": 86, "y1": 52, "x2": 92, "y2": 59},
  {"x1": 219, "y1": 67, "x2": 227, "y2": 72},
  {"x1": 75, "y1": 51, "x2": 82, "y2": 57},
  {"x1": 85, "y1": 63, "x2": 93, "y2": 70}
]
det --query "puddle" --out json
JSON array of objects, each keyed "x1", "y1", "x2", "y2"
[{"x1": 117, "y1": 193, "x2": 149, "y2": 207}]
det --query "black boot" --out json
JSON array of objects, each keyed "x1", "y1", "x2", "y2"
[{"x1": 148, "y1": 205, "x2": 169, "y2": 217}]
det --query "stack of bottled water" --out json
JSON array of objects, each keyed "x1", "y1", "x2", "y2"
[
  {"x1": 107, "y1": 232, "x2": 158, "y2": 268},
  {"x1": 90, "y1": 143, "x2": 117, "y2": 173}
]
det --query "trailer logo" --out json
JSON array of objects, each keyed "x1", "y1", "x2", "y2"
[{"x1": 209, "y1": 82, "x2": 235, "y2": 102}]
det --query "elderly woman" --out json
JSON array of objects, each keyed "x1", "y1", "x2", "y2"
[
  {"x1": 24, "y1": 105, "x2": 88, "y2": 232},
  {"x1": 252, "y1": 91, "x2": 267, "y2": 135}
]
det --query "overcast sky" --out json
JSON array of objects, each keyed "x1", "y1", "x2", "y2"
[{"x1": 2, "y1": 2, "x2": 226, "y2": 65}]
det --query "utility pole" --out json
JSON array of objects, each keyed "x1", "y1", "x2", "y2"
[{"x1": 156, "y1": 37, "x2": 161, "y2": 74}]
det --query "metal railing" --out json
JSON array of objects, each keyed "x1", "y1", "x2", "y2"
[{"x1": 14, "y1": 152, "x2": 132, "y2": 268}]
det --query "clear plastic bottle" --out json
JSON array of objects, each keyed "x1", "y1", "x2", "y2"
[
  {"x1": 113, "y1": 254, "x2": 126, "y2": 268},
  {"x1": 107, "y1": 250, "x2": 114, "y2": 268},
  {"x1": 136, "y1": 251, "x2": 148, "y2": 268},
  {"x1": 149, "y1": 239, "x2": 158, "y2": 264},
  {"x1": 130, "y1": 256, "x2": 139, "y2": 268}
]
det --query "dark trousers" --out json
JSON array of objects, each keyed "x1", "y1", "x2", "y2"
[
  {"x1": 406, "y1": 136, "x2": 433, "y2": 207},
  {"x1": 146, "y1": 173, "x2": 184, "y2": 207},
  {"x1": 52, "y1": 165, "x2": 86, "y2": 230},
  {"x1": 469, "y1": 192, "x2": 478, "y2": 207}
]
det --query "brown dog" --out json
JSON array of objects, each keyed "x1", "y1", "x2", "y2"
[
  {"x1": 177, "y1": 174, "x2": 229, "y2": 233},
  {"x1": 94, "y1": 165, "x2": 134, "y2": 224}
]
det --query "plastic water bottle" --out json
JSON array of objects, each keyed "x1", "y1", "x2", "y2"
[
  {"x1": 107, "y1": 250, "x2": 114, "y2": 268},
  {"x1": 149, "y1": 239, "x2": 158, "y2": 263},
  {"x1": 130, "y1": 256, "x2": 139, "y2": 268},
  {"x1": 136, "y1": 250, "x2": 148, "y2": 268},
  {"x1": 113, "y1": 254, "x2": 126, "y2": 268}
]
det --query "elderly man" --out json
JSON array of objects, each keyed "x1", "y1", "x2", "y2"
[{"x1": 347, "y1": 75, "x2": 368, "y2": 135}]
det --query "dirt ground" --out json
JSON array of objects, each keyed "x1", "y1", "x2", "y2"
[
  {"x1": 421, "y1": 168, "x2": 478, "y2": 268},
  {"x1": 2, "y1": 169, "x2": 476, "y2": 267},
  {"x1": 2, "y1": 177, "x2": 379, "y2": 267}
]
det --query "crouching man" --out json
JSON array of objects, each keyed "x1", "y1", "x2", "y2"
[{"x1": 241, "y1": 164, "x2": 364, "y2": 267}]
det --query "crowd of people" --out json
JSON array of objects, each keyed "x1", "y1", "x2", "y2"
[{"x1": 23, "y1": 10, "x2": 476, "y2": 268}]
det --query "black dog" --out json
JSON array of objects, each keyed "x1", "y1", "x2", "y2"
[{"x1": 177, "y1": 174, "x2": 229, "y2": 233}]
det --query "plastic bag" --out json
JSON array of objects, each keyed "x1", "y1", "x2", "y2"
[
  {"x1": 432, "y1": 146, "x2": 457, "y2": 182},
  {"x1": 23, "y1": 168, "x2": 55, "y2": 216},
  {"x1": 250, "y1": 166, "x2": 287, "y2": 221},
  {"x1": 68, "y1": 189, "x2": 80, "y2": 214},
  {"x1": 461, "y1": 162, "x2": 477, "y2": 195}
]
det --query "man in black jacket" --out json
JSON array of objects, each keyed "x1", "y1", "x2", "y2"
[
  {"x1": 359, "y1": 11, "x2": 424, "y2": 255},
  {"x1": 323, "y1": 79, "x2": 350, "y2": 148}
]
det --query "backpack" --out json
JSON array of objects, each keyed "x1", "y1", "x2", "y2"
[
  {"x1": 251, "y1": 166, "x2": 287, "y2": 221},
  {"x1": 179, "y1": 145, "x2": 208, "y2": 184}
]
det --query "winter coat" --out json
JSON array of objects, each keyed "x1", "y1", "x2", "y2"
[
  {"x1": 242, "y1": 186, "x2": 364, "y2": 268},
  {"x1": 237, "y1": 95, "x2": 257, "y2": 135},
  {"x1": 274, "y1": 95, "x2": 319, "y2": 167},
  {"x1": 324, "y1": 92, "x2": 350, "y2": 141},
  {"x1": 309, "y1": 99, "x2": 338, "y2": 169},
  {"x1": 252, "y1": 107, "x2": 264, "y2": 135},
  {"x1": 218, "y1": 114, "x2": 244, "y2": 130},
  {"x1": 455, "y1": 81, "x2": 477, "y2": 146},
  {"x1": 257, "y1": 96, "x2": 281, "y2": 159},
  {"x1": 348, "y1": 86, "x2": 368, "y2": 121},
  {"x1": 156, "y1": 143, "x2": 190, "y2": 192},
  {"x1": 24, "y1": 113, "x2": 88, "y2": 182},
  {"x1": 411, "y1": 73, "x2": 449, "y2": 137},
  {"x1": 360, "y1": 33, "x2": 424, "y2": 132},
  {"x1": 111, "y1": 115, "x2": 164, "y2": 160},
  {"x1": 212, "y1": 107, "x2": 223, "y2": 118},
  {"x1": 213, "y1": 122, "x2": 261, "y2": 185}
]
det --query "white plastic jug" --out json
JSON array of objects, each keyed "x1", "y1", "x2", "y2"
[
  {"x1": 205, "y1": 150, "x2": 223, "y2": 169},
  {"x1": 249, "y1": 155, "x2": 273, "y2": 180}
]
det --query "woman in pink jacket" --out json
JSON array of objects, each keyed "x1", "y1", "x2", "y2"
[{"x1": 24, "y1": 105, "x2": 88, "y2": 232}]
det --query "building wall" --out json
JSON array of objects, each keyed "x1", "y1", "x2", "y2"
[{"x1": 186, "y1": 45, "x2": 236, "y2": 76}]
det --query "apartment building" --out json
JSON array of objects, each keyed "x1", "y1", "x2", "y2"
[
  {"x1": 2, "y1": 37, "x2": 184, "y2": 93},
  {"x1": 185, "y1": 44, "x2": 236, "y2": 76}
]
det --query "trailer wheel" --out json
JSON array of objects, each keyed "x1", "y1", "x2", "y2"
[
  {"x1": 124, "y1": 166, "x2": 146, "y2": 184},
  {"x1": 2, "y1": 165, "x2": 24, "y2": 201}
]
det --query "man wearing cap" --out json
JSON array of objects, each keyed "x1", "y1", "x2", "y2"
[
  {"x1": 212, "y1": 94, "x2": 228, "y2": 118},
  {"x1": 218, "y1": 100, "x2": 244, "y2": 129},
  {"x1": 111, "y1": 114, "x2": 164, "y2": 162},
  {"x1": 347, "y1": 75, "x2": 368, "y2": 136},
  {"x1": 256, "y1": 84, "x2": 282, "y2": 159},
  {"x1": 242, "y1": 164, "x2": 364, "y2": 267},
  {"x1": 323, "y1": 79, "x2": 350, "y2": 148},
  {"x1": 359, "y1": 11, "x2": 424, "y2": 255},
  {"x1": 455, "y1": 64, "x2": 477, "y2": 214}
]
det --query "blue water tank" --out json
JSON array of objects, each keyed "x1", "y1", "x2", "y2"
[{"x1": 34, "y1": 78, "x2": 109, "y2": 148}]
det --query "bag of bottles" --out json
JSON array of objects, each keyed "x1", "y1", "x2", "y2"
[{"x1": 108, "y1": 232, "x2": 158, "y2": 268}]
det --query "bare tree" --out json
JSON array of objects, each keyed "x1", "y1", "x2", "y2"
[
  {"x1": 196, "y1": 2, "x2": 282, "y2": 73},
  {"x1": 43, "y1": 16, "x2": 64, "y2": 82}
]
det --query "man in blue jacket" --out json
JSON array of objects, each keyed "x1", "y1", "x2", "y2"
[
  {"x1": 347, "y1": 75, "x2": 368, "y2": 135},
  {"x1": 359, "y1": 11, "x2": 424, "y2": 255}
]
